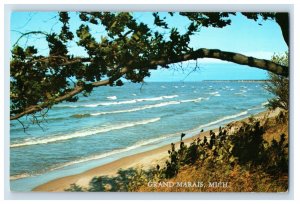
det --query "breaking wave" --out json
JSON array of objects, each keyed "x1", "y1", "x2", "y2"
[
  {"x1": 10, "y1": 131, "x2": 178, "y2": 180},
  {"x1": 56, "y1": 95, "x2": 179, "y2": 108},
  {"x1": 10, "y1": 110, "x2": 249, "y2": 180},
  {"x1": 74, "y1": 97, "x2": 203, "y2": 117},
  {"x1": 10, "y1": 118, "x2": 161, "y2": 148},
  {"x1": 197, "y1": 111, "x2": 248, "y2": 129},
  {"x1": 107, "y1": 96, "x2": 117, "y2": 100}
]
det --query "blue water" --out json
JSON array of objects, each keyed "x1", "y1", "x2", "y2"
[{"x1": 10, "y1": 81, "x2": 271, "y2": 191}]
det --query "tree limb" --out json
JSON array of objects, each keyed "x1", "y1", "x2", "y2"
[
  {"x1": 10, "y1": 67, "x2": 128, "y2": 120},
  {"x1": 134, "y1": 48, "x2": 288, "y2": 77},
  {"x1": 10, "y1": 48, "x2": 288, "y2": 120}
]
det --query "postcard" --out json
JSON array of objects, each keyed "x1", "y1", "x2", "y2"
[{"x1": 9, "y1": 11, "x2": 289, "y2": 192}]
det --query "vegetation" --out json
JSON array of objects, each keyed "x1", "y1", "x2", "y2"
[
  {"x1": 65, "y1": 113, "x2": 288, "y2": 192},
  {"x1": 10, "y1": 12, "x2": 289, "y2": 122},
  {"x1": 265, "y1": 52, "x2": 289, "y2": 111}
]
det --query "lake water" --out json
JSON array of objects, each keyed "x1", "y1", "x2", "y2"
[{"x1": 10, "y1": 81, "x2": 272, "y2": 191}]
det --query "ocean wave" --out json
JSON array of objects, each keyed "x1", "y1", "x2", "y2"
[
  {"x1": 56, "y1": 95, "x2": 179, "y2": 108},
  {"x1": 11, "y1": 110, "x2": 250, "y2": 180},
  {"x1": 10, "y1": 131, "x2": 178, "y2": 180},
  {"x1": 208, "y1": 91, "x2": 219, "y2": 95},
  {"x1": 10, "y1": 118, "x2": 161, "y2": 148},
  {"x1": 234, "y1": 92, "x2": 246, "y2": 96},
  {"x1": 245, "y1": 101, "x2": 268, "y2": 111},
  {"x1": 163, "y1": 95, "x2": 178, "y2": 99},
  {"x1": 84, "y1": 98, "x2": 202, "y2": 116},
  {"x1": 84, "y1": 99, "x2": 137, "y2": 107},
  {"x1": 56, "y1": 134, "x2": 174, "y2": 169},
  {"x1": 91, "y1": 101, "x2": 180, "y2": 116},
  {"x1": 180, "y1": 98, "x2": 203, "y2": 103},
  {"x1": 10, "y1": 173, "x2": 31, "y2": 180},
  {"x1": 247, "y1": 105, "x2": 264, "y2": 111},
  {"x1": 107, "y1": 96, "x2": 117, "y2": 100},
  {"x1": 208, "y1": 91, "x2": 220, "y2": 96},
  {"x1": 197, "y1": 111, "x2": 248, "y2": 129}
]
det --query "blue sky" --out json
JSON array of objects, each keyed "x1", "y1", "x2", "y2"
[{"x1": 10, "y1": 12, "x2": 288, "y2": 81}]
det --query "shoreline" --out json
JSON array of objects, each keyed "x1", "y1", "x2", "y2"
[
  {"x1": 33, "y1": 126, "x2": 217, "y2": 192},
  {"x1": 32, "y1": 110, "x2": 274, "y2": 192}
]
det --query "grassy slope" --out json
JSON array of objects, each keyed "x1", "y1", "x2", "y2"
[
  {"x1": 137, "y1": 109, "x2": 289, "y2": 192},
  {"x1": 65, "y1": 109, "x2": 289, "y2": 192}
]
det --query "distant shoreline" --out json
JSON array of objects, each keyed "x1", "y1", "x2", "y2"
[
  {"x1": 202, "y1": 80, "x2": 270, "y2": 82},
  {"x1": 142, "y1": 80, "x2": 269, "y2": 83}
]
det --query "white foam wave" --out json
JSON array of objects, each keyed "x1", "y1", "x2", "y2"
[
  {"x1": 10, "y1": 173, "x2": 31, "y2": 181},
  {"x1": 91, "y1": 98, "x2": 202, "y2": 116},
  {"x1": 198, "y1": 111, "x2": 248, "y2": 129},
  {"x1": 234, "y1": 92, "x2": 246, "y2": 96},
  {"x1": 107, "y1": 96, "x2": 117, "y2": 100},
  {"x1": 10, "y1": 118, "x2": 161, "y2": 148},
  {"x1": 208, "y1": 91, "x2": 219, "y2": 95},
  {"x1": 11, "y1": 132, "x2": 178, "y2": 180},
  {"x1": 10, "y1": 110, "x2": 250, "y2": 180},
  {"x1": 261, "y1": 101, "x2": 269, "y2": 106},
  {"x1": 91, "y1": 101, "x2": 180, "y2": 116},
  {"x1": 81, "y1": 95, "x2": 179, "y2": 108},
  {"x1": 163, "y1": 95, "x2": 178, "y2": 99},
  {"x1": 84, "y1": 100, "x2": 137, "y2": 107},
  {"x1": 247, "y1": 101, "x2": 269, "y2": 111},
  {"x1": 180, "y1": 98, "x2": 202, "y2": 103}
]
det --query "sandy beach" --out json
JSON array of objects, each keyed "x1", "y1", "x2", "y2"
[
  {"x1": 33, "y1": 110, "x2": 276, "y2": 192},
  {"x1": 33, "y1": 128, "x2": 220, "y2": 191}
]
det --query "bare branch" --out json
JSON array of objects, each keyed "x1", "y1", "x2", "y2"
[
  {"x1": 11, "y1": 30, "x2": 49, "y2": 47},
  {"x1": 17, "y1": 119, "x2": 29, "y2": 133}
]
